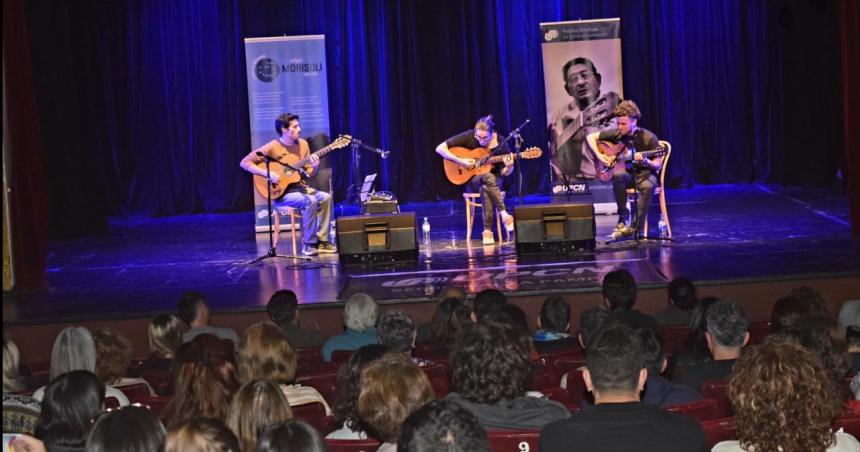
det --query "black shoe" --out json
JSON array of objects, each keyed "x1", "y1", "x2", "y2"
[{"x1": 317, "y1": 241, "x2": 337, "y2": 254}]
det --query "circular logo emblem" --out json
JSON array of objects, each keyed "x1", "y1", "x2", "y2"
[{"x1": 254, "y1": 57, "x2": 280, "y2": 83}]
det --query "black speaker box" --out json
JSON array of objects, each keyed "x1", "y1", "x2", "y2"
[
  {"x1": 514, "y1": 202, "x2": 596, "y2": 254},
  {"x1": 336, "y1": 212, "x2": 418, "y2": 265}
]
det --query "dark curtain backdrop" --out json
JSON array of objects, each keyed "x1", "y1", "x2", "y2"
[{"x1": 13, "y1": 0, "x2": 845, "y2": 238}]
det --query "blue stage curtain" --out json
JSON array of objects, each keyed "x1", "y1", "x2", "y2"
[{"x1": 16, "y1": 0, "x2": 844, "y2": 236}]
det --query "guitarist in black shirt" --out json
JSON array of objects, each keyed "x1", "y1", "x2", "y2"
[{"x1": 587, "y1": 100, "x2": 664, "y2": 240}]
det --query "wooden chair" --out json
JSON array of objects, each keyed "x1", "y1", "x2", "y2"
[
  {"x1": 486, "y1": 429, "x2": 540, "y2": 452},
  {"x1": 325, "y1": 438, "x2": 382, "y2": 452},
  {"x1": 464, "y1": 191, "x2": 510, "y2": 243},
  {"x1": 666, "y1": 398, "x2": 720, "y2": 422},
  {"x1": 625, "y1": 140, "x2": 672, "y2": 238},
  {"x1": 272, "y1": 205, "x2": 301, "y2": 254}
]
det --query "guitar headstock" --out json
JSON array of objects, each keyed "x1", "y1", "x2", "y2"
[
  {"x1": 520, "y1": 147, "x2": 543, "y2": 159},
  {"x1": 332, "y1": 135, "x2": 353, "y2": 149}
]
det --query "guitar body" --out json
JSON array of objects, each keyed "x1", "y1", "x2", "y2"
[
  {"x1": 594, "y1": 141, "x2": 667, "y2": 182},
  {"x1": 252, "y1": 152, "x2": 306, "y2": 199},
  {"x1": 443, "y1": 147, "x2": 493, "y2": 185}
]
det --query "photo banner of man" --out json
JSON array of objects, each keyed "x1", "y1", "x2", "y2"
[
  {"x1": 541, "y1": 19, "x2": 622, "y2": 213},
  {"x1": 244, "y1": 35, "x2": 330, "y2": 232}
]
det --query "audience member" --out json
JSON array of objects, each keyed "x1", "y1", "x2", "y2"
[
  {"x1": 471, "y1": 289, "x2": 507, "y2": 323},
  {"x1": 227, "y1": 380, "x2": 293, "y2": 452},
  {"x1": 256, "y1": 420, "x2": 327, "y2": 452},
  {"x1": 446, "y1": 324, "x2": 569, "y2": 430},
  {"x1": 788, "y1": 286, "x2": 832, "y2": 315},
  {"x1": 416, "y1": 286, "x2": 467, "y2": 343},
  {"x1": 601, "y1": 269, "x2": 658, "y2": 330},
  {"x1": 713, "y1": 339, "x2": 859, "y2": 452},
  {"x1": 852, "y1": 373, "x2": 860, "y2": 400},
  {"x1": 357, "y1": 352, "x2": 435, "y2": 450},
  {"x1": 3, "y1": 336, "x2": 41, "y2": 434},
  {"x1": 540, "y1": 324, "x2": 705, "y2": 451},
  {"x1": 839, "y1": 300, "x2": 860, "y2": 330},
  {"x1": 328, "y1": 344, "x2": 390, "y2": 440},
  {"x1": 533, "y1": 296, "x2": 579, "y2": 354},
  {"x1": 675, "y1": 299, "x2": 748, "y2": 392},
  {"x1": 770, "y1": 295, "x2": 814, "y2": 333},
  {"x1": 85, "y1": 405, "x2": 165, "y2": 452},
  {"x1": 670, "y1": 296, "x2": 719, "y2": 371},
  {"x1": 653, "y1": 277, "x2": 697, "y2": 326},
  {"x1": 32, "y1": 328, "x2": 129, "y2": 406},
  {"x1": 163, "y1": 418, "x2": 240, "y2": 452},
  {"x1": 34, "y1": 370, "x2": 105, "y2": 452},
  {"x1": 266, "y1": 289, "x2": 328, "y2": 349},
  {"x1": 577, "y1": 307, "x2": 614, "y2": 352},
  {"x1": 637, "y1": 328, "x2": 701, "y2": 407},
  {"x1": 161, "y1": 334, "x2": 240, "y2": 429},
  {"x1": 178, "y1": 291, "x2": 241, "y2": 346},
  {"x1": 238, "y1": 322, "x2": 329, "y2": 413},
  {"x1": 91, "y1": 329, "x2": 155, "y2": 395},
  {"x1": 4, "y1": 336, "x2": 25, "y2": 393},
  {"x1": 398, "y1": 400, "x2": 490, "y2": 452},
  {"x1": 839, "y1": 300, "x2": 860, "y2": 374},
  {"x1": 778, "y1": 314, "x2": 851, "y2": 401},
  {"x1": 378, "y1": 310, "x2": 417, "y2": 354},
  {"x1": 142, "y1": 313, "x2": 186, "y2": 372},
  {"x1": 322, "y1": 293, "x2": 379, "y2": 361}
]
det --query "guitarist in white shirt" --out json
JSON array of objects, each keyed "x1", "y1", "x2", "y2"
[
  {"x1": 586, "y1": 100, "x2": 663, "y2": 240},
  {"x1": 436, "y1": 115, "x2": 515, "y2": 245},
  {"x1": 240, "y1": 113, "x2": 336, "y2": 256}
]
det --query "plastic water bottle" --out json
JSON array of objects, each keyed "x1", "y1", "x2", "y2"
[
  {"x1": 330, "y1": 220, "x2": 337, "y2": 242},
  {"x1": 658, "y1": 214, "x2": 668, "y2": 238},
  {"x1": 422, "y1": 217, "x2": 432, "y2": 258}
]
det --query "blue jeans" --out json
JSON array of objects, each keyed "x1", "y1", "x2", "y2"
[{"x1": 276, "y1": 187, "x2": 332, "y2": 245}]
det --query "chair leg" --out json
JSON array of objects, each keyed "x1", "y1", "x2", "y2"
[
  {"x1": 290, "y1": 210, "x2": 298, "y2": 255},
  {"x1": 659, "y1": 190, "x2": 671, "y2": 238},
  {"x1": 643, "y1": 216, "x2": 649, "y2": 237},
  {"x1": 465, "y1": 199, "x2": 473, "y2": 240},
  {"x1": 273, "y1": 211, "x2": 280, "y2": 248},
  {"x1": 495, "y1": 208, "x2": 504, "y2": 243}
]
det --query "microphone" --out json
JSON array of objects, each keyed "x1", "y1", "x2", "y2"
[
  {"x1": 255, "y1": 151, "x2": 269, "y2": 160},
  {"x1": 380, "y1": 150, "x2": 390, "y2": 159}
]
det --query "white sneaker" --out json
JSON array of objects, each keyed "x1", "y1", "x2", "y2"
[
  {"x1": 501, "y1": 211, "x2": 515, "y2": 233},
  {"x1": 482, "y1": 230, "x2": 496, "y2": 245}
]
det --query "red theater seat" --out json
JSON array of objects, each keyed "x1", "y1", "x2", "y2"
[
  {"x1": 660, "y1": 325, "x2": 690, "y2": 355},
  {"x1": 297, "y1": 346, "x2": 329, "y2": 375},
  {"x1": 414, "y1": 341, "x2": 451, "y2": 361},
  {"x1": 834, "y1": 413, "x2": 860, "y2": 437},
  {"x1": 699, "y1": 417, "x2": 736, "y2": 448},
  {"x1": 700, "y1": 379, "x2": 731, "y2": 417},
  {"x1": 564, "y1": 370, "x2": 591, "y2": 407},
  {"x1": 292, "y1": 402, "x2": 334, "y2": 436},
  {"x1": 295, "y1": 369, "x2": 339, "y2": 406},
  {"x1": 546, "y1": 356, "x2": 586, "y2": 384},
  {"x1": 325, "y1": 438, "x2": 382, "y2": 452},
  {"x1": 666, "y1": 399, "x2": 720, "y2": 422},
  {"x1": 330, "y1": 350, "x2": 354, "y2": 366},
  {"x1": 115, "y1": 382, "x2": 153, "y2": 402},
  {"x1": 487, "y1": 430, "x2": 540, "y2": 452}
]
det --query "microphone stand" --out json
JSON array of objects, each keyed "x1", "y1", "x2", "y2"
[
  {"x1": 246, "y1": 156, "x2": 311, "y2": 264},
  {"x1": 345, "y1": 138, "x2": 389, "y2": 207},
  {"x1": 496, "y1": 119, "x2": 530, "y2": 205}
]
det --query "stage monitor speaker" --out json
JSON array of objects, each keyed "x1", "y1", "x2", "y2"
[
  {"x1": 336, "y1": 212, "x2": 418, "y2": 265},
  {"x1": 514, "y1": 202, "x2": 595, "y2": 254}
]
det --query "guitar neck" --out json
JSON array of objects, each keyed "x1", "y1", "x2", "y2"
[
  {"x1": 296, "y1": 144, "x2": 333, "y2": 167},
  {"x1": 485, "y1": 151, "x2": 527, "y2": 164}
]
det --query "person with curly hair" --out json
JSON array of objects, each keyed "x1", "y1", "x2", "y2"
[
  {"x1": 777, "y1": 314, "x2": 852, "y2": 403},
  {"x1": 327, "y1": 344, "x2": 389, "y2": 440},
  {"x1": 398, "y1": 400, "x2": 489, "y2": 452},
  {"x1": 713, "y1": 338, "x2": 860, "y2": 452},
  {"x1": 446, "y1": 323, "x2": 569, "y2": 430}
]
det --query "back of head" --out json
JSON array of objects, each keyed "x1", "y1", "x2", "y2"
[
  {"x1": 788, "y1": 287, "x2": 831, "y2": 316},
  {"x1": 451, "y1": 324, "x2": 531, "y2": 404},
  {"x1": 398, "y1": 400, "x2": 490, "y2": 452},
  {"x1": 637, "y1": 328, "x2": 665, "y2": 376},
  {"x1": 333, "y1": 344, "x2": 390, "y2": 430},
  {"x1": 378, "y1": 310, "x2": 416, "y2": 353},
  {"x1": 227, "y1": 380, "x2": 292, "y2": 452},
  {"x1": 778, "y1": 314, "x2": 850, "y2": 389},
  {"x1": 86, "y1": 405, "x2": 166, "y2": 452},
  {"x1": 149, "y1": 313, "x2": 187, "y2": 359},
  {"x1": 482, "y1": 303, "x2": 529, "y2": 335},
  {"x1": 668, "y1": 277, "x2": 697, "y2": 311},
  {"x1": 343, "y1": 293, "x2": 379, "y2": 332},
  {"x1": 163, "y1": 334, "x2": 239, "y2": 429},
  {"x1": 50, "y1": 326, "x2": 97, "y2": 380},
  {"x1": 578, "y1": 307, "x2": 613, "y2": 350},
  {"x1": 3, "y1": 336, "x2": 24, "y2": 393},
  {"x1": 92, "y1": 329, "x2": 133, "y2": 385},
  {"x1": 838, "y1": 300, "x2": 860, "y2": 330},
  {"x1": 437, "y1": 286, "x2": 466, "y2": 304},
  {"x1": 431, "y1": 297, "x2": 463, "y2": 342},
  {"x1": 164, "y1": 418, "x2": 241, "y2": 452},
  {"x1": 267, "y1": 290, "x2": 299, "y2": 327},
  {"x1": 473, "y1": 289, "x2": 507, "y2": 323},
  {"x1": 178, "y1": 291, "x2": 208, "y2": 325},
  {"x1": 238, "y1": 322, "x2": 297, "y2": 384},
  {"x1": 585, "y1": 324, "x2": 644, "y2": 395},
  {"x1": 705, "y1": 300, "x2": 749, "y2": 349},
  {"x1": 729, "y1": 339, "x2": 842, "y2": 452},
  {"x1": 602, "y1": 269, "x2": 637, "y2": 311},
  {"x1": 540, "y1": 296, "x2": 571, "y2": 334},
  {"x1": 770, "y1": 295, "x2": 812, "y2": 333},
  {"x1": 36, "y1": 370, "x2": 105, "y2": 449},
  {"x1": 357, "y1": 352, "x2": 435, "y2": 443},
  {"x1": 257, "y1": 420, "x2": 326, "y2": 452}
]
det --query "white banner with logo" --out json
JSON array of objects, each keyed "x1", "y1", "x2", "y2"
[
  {"x1": 541, "y1": 19, "x2": 622, "y2": 213},
  {"x1": 244, "y1": 35, "x2": 330, "y2": 231}
]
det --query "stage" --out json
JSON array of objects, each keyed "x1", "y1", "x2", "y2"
[{"x1": 5, "y1": 183, "x2": 858, "y2": 325}]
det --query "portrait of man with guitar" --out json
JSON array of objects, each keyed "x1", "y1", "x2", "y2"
[
  {"x1": 240, "y1": 113, "x2": 348, "y2": 256},
  {"x1": 436, "y1": 115, "x2": 541, "y2": 246},
  {"x1": 586, "y1": 100, "x2": 665, "y2": 240}
]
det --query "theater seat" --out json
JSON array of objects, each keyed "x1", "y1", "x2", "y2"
[
  {"x1": 834, "y1": 413, "x2": 860, "y2": 437},
  {"x1": 700, "y1": 379, "x2": 731, "y2": 417},
  {"x1": 295, "y1": 369, "x2": 339, "y2": 406},
  {"x1": 325, "y1": 438, "x2": 382, "y2": 452},
  {"x1": 115, "y1": 382, "x2": 154, "y2": 402},
  {"x1": 563, "y1": 370, "x2": 592, "y2": 407},
  {"x1": 666, "y1": 399, "x2": 720, "y2": 422},
  {"x1": 699, "y1": 417, "x2": 736, "y2": 448},
  {"x1": 486, "y1": 430, "x2": 540, "y2": 452},
  {"x1": 292, "y1": 402, "x2": 334, "y2": 436}
]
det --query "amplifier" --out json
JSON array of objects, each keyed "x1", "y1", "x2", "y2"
[
  {"x1": 336, "y1": 212, "x2": 418, "y2": 265},
  {"x1": 514, "y1": 202, "x2": 596, "y2": 254}
]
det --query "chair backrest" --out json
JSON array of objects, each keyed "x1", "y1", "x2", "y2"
[
  {"x1": 115, "y1": 382, "x2": 153, "y2": 402},
  {"x1": 547, "y1": 356, "x2": 587, "y2": 384},
  {"x1": 699, "y1": 417, "x2": 736, "y2": 449},
  {"x1": 666, "y1": 399, "x2": 720, "y2": 422},
  {"x1": 291, "y1": 402, "x2": 334, "y2": 436},
  {"x1": 747, "y1": 320, "x2": 771, "y2": 345},
  {"x1": 135, "y1": 395, "x2": 171, "y2": 417},
  {"x1": 140, "y1": 369, "x2": 173, "y2": 397},
  {"x1": 295, "y1": 369, "x2": 340, "y2": 406},
  {"x1": 325, "y1": 438, "x2": 383, "y2": 452},
  {"x1": 659, "y1": 325, "x2": 690, "y2": 355},
  {"x1": 657, "y1": 140, "x2": 672, "y2": 186},
  {"x1": 330, "y1": 350, "x2": 354, "y2": 366},
  {"x1": 530, "y1": 366, "x2": 558, "y2": 391},
  {"x1": 700, "y1": 379, "x2": 731, "y2": 417},
  {"x1": 296, "y1": 346, "x2": 329, "y2": 375},
  {"x1": 564, "y1": 370, "x2": 592, "y2": 407},
  {"x1": 26, "y1": 361, "x2": 51, "y2": 388},
  {"x1": 414, "y1": 341, "x2": 451, "y2": 361},
  {"x1": 486, "y1": 430, "x2": 541, "y2": 452},
  {"x1": 834, "y1": 413, "x2": 860, "y2": 437}
]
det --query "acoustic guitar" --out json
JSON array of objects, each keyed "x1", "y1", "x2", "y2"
[
  {"x1": 594, "y1": 141, "x2": 667, "y2": 182},
  {"x1": 443, "y1": 146, "x2": 543, "y2": 185},
  {"x1": 253, "y1": 135, "x2": 352, "y2": 198}
]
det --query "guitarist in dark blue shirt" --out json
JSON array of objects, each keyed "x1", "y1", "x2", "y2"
[{"x1": 587, "y1": 100, "x2": 664, "y2": 240}]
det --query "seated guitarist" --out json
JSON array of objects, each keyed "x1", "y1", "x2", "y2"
[
  {"x1": 240, "y1": 113, "x2": 335, "y2": 256},
  {"x1": 586, "y1": 100, "x2": 663, "y2": 240},
  {"x1": 435, "y1": 115, "x2": 514, "y2": 245}
]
